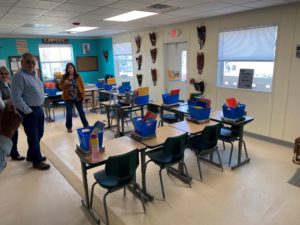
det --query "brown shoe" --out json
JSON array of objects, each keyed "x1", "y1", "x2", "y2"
[{"x1": 33, "y1": 162, "x2": 50, "y2": 170}]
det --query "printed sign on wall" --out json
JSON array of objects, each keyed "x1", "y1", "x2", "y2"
[
  {"x1": 16, "y1": 40, "x2": 28, "y2": 54},
  {"x1": 238, "y1": 69, "x2": 254, "y2": 89}
]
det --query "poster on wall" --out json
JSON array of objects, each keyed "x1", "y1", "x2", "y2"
[
  {"x1": 167, "y1": 70, "x2": 180, "y2": 81},
  {"x1": 16, "y1": 40, "x2": 28, "y2": 54},
  {"x1": 238, "y1": 68, "x2": 254, "y2": 89},
  {"x1": 83, "y1": 43, "x2": 90, "y2": 54}
]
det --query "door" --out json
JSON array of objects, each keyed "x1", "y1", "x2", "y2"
[{"x1": 164, "y1": 42, "x2": 188, "y2": 100}]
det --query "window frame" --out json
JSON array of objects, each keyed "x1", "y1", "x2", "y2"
[{"x1": 113, "y1": 42, "x2": 133, "y2": 78}]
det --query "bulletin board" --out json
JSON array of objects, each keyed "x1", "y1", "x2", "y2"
[
  {"x1": 9, "y1": 56, "x2": 41, "y2": 79},
  {"x1": 76, "y1": 56, "x2": 98, "y2": 72}
]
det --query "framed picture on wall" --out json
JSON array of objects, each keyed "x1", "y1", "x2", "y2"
[
  {"x1": 83, "y1": 43, "x2": 90, "y2": 55},
  {"x1": 9, "y1": 56, "x2": 42, "y2": 79}
]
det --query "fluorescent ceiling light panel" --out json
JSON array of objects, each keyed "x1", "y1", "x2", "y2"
[
  {"x1": 104, "y1": 10, "x2": 157, "y2": 22},
  {"x1": 65, "y1": 26, "x2": 98, "y2": 32}
]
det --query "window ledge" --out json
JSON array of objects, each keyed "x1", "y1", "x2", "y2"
[{"x1": 217, "y1": 86, "x2": 272, "y2": 94}]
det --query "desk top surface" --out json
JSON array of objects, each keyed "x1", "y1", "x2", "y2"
[
  {"x1": 169, "y1": 119, "x2": 217, "y2": 135},
  {"x1": 210, "y1": 110, "x2": 254, "y2": 125},
  {"x1": 76, "y1": 136, "x2": 146, "y2": 165},
  {"x1": 136, "y1": 126, "x2": 186, "y2": 148}
]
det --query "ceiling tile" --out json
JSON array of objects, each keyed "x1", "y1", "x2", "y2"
[
  {"x1": 10, "y1": 7, "x2": 47, "y2": 16},
  {"x1": 243, "y1": 0, "x2": 286, "y2": 8},
  {"x1": 53, "y1": 3, "x2": 97, "y2": 13},
  {"x1": 164, "y1": 0, "x2": 210, "y2": 8},
  {"x1": 67, "y1": 0, "x2": 119, "y2": 7},
  {"x1": 90, "y1": 7, "x2": 127, "y2": 17},
  {"x1": 221, "y1": 0, "x2": 260, "y2": 4},
  {"x1": 2, "y1": 13, "x2": 37, "y2": 20},
  {"x1": 0, "y1": 6, "x2": 9, "y2": 13},
  {"x1": 107, "y1": 0, "x2": 152, "y2": 10},
  {"x1": 14, "y1": 0, "x2": 61, "y2": 9},
  {"x1": 33, "y1": 15, "x2": 69, "y2": 22},
  {"x1": 44, "y1": 10, "x2": 84, "y2": 18},
  {"x1": 0, "y1": 0, "x2": 18, "y2": 7},
  {"x1": 186, "y1": 1, "x2": 235, "y2": 12}
]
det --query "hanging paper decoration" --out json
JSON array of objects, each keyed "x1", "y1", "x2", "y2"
[
  {"x1": 136, "y1": 74, "x2": 143, "y2": 87},
  {"x1": 194, "y1": 81, "x2": 205, "y2": 94},
  {"x1": 197, "y1": 26, "x2": 206, "y2": 49},
  {"x1": 136, "y1": 55, "x2": 142, "y2": 70},
  {"x1": 150, "y1": 48, "x2": 157, "y2": 63},
  {"x1": 135, "y1": 35, "x2": 141, "y2": 54},
  {"x1": 151, "y1": 69, "x2": 157, "y2": 86},
  {"x1": 103, "y1": 50, "x2": 108, "y2": 63},
  {"x1": 149, "y1": 32, "x2": 156, "y2": 46},
  {"x1": 197, "y1": 52, "x2": 204, "y2": 74}
]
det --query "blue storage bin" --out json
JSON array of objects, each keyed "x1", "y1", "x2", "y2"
[
  {"x1": 104, "y1": 84, "x2": 113, "y2": 91},
  {"x1": 132, "y1": 117, "x2": 157, "y2": 137},
  {"x1": 119, "y1": 85, "x2": 131, "y2": 94},
  {"x1": 122, "y1": 81, "x2": 131, "y2": 87},
  {"x1": 96, "y1": 81, "x2": 104, "y2": 89},
  {"x1": 187, "y1": 100, "x2": 196, "y2": 106},
  {"x1": 222, "y1": 103, "x2": 246, "y2": 119},
  {"x1": 162, "y1": 93, "x2": 179, "y2": 105},
  {"x1": 45, "y1": 87, "x2": 57, "y2": 96},
  {"x1": 189, "y1": 106, "x2": 211, "y2": 121},
  {"x1": 134, "y1": 95, "x2": 149, "y2": 105},
  {"x1": 77, "y1": 127, "x2": 104, "y2": 151}
]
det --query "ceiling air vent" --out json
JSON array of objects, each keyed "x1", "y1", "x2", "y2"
[{"x1": 145, "y1": 4, "x2": 179, "y2": 13}]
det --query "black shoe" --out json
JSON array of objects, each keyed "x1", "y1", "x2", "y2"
[
  {"x1": 11, "y1": 156, "x2": 25, "y2": 161},
  {"x1": 26, "y1": 156, "x2": 46, "y2": 162},
  {"x1": 67, "y1": 128, "x2": 73, "y2": 133},
  {"x1": 33, "y1": 162, "x2": 50, "y2": 170}
]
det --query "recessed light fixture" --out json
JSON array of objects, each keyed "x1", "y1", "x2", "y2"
[
  {"x1": 104, "y1": 10, "x2": 157, "y2": 22},
  {"x1": 65, "y1": 26, "x2": 98, "y2": 33}
]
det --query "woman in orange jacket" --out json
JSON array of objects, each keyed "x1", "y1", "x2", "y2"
[{"x1": 59, "y1": 63, "x2": 89, "y2": 133}]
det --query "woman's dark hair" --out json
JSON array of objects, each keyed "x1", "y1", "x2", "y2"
[{"x1": 65, "y1": 63, "x2": 79, "y2": 78}]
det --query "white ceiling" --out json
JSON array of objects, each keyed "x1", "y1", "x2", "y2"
[{"x1": 0, "y1": 0, "x2": 298, "y2": 38}]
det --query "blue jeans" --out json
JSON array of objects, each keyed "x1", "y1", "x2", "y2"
[
  {"x1": 20, "y1": 107, "x2": 44, "y2": 165},
  {"x1": 65, "y1": 99, "x2": 89, "y2": 129},
  {"x1": 10, "y1": 130, "x2": 20, "y2": 158}
]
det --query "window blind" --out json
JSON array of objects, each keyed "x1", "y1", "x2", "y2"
[{"x1": 113, "y1": 42, "x2": 132, "y2": 55}]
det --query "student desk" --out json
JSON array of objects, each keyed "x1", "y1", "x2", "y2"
[
  {"x1": 131, "y1": 126, "x2": 190, "y2": 192},
  {"x1": 148, "y1": 101, "x2": 188, "y2": 126},
  {"x1": 100, "y1": 101, "x2": 147, "y2": 137},
  {"x1": 85, "y1": 87, "x2": 103, "y2": 112},
  {"x1": 75, "y1": 136, "x2": 146, "y2": 224},
  {"x1": 169, "y1": 119, "x2": 217, "y2": 136},
  {"x1": 209, "y1": 110, "x2": 254, "y2": 170},
  {"x1": 44, "y1": 91, "x2": 63, "y2": 122}
]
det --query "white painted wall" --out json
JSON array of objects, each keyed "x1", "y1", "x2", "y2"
[{"x1": 111, "y1": 3, "x2": 300, "y2": 143}]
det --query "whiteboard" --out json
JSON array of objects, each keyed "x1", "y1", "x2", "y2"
[{"x1": 0, "y1": 59, "x2": 7, "y2": 68}]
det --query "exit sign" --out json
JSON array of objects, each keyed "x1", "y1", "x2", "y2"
[{"x1": 169, "y1": 28, "x2": 181, "y2": 38}]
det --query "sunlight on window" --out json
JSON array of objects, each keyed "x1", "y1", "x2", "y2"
[
  {"x1": 181, "y1": 50, "x2": 187, "y2": 81},
  {"x1": 113, "y1": 42, "x2": 133, "y2": 77}
]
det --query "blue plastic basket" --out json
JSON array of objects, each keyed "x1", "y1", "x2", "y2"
[
  {"x1": 104, "y1": 84, "x2": 113, "y2": 91},
  {"x1": 162, "y1": 93, "x2": 179, "y2": 105},
  {"x1": 222, "y1": 103, "x2": 246, "y2": 119},
  {"x1": 96, "y1": 81, "x2": 104, "y2": 89},
  {"x1": 134, "y1": 95, "x2": 149, "y2": 105},
  {"x1": 187, "y1": 100, "x2": 196, "y2": 106},
  {"x1": 132, "y1": 117, "x2": 157, "y2": 137},
  {"x1": 119, "y1": 85, "x2": 131, "y2": 94},
  {"x1": 45, "y1": 87, "x2": 57, "y2": 96},
  {"x1": 122, "y1": 81, "x2": 131, "y2": 86},
  {"x1": 188, "y1": 106, "x2": 211, "y2": 121},
  {"x1": 77, "y1": 127, "x2": 104, "y2": 151}
]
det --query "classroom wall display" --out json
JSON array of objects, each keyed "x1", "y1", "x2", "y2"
[
  {"x1": 16, "y1": 40, "x2": 28, "y2": 54},
  {"x1": 76, "y1": 56, "x2": 98, "y2": 72},
  {"x1": 136, "y1": 55, "x2": 142, "y2": 70},
  {"x1": 9, "y1": 56, "x2": 41, "y2": 78},
  {"x1": 42, "y1": 38, "x2": 69, "y2": 44},
  {"x1": 82, "y1": 43, "x2": 90, "y2": 54},
  {"x1": 135, "y1": 35, "x2": 141, "y2": 54},
  {"x1": 197, "y1": 25, "x2": 206, "y2": 49},
  {"x1": 149, "y1": 32, "x2": 156, "y2": 46},
  {"x1": 150, "y1": 48, "x2": 157, "y2": 63},
  {"x1": 151, "y1": 69, "x2": 157, "y2": 86},
  {"x1": 197, "y1": 52, "x2": 204, "y2": 74},
  {"x1": 103, "y1": 50, "x2": 108, "y2": 62},
  {"x1": 167, "y1": 70, "x2": 180, "y2": 81},
  {"x1": 238, "y1": 68, "x2": 254, "y2": 89}
]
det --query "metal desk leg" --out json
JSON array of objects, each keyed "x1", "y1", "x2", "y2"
[
  {"x1": 231, "y1": 126, "x2": 250, "y2": 170},
  {"x1": 80, "y1": 161, "x2": 90, "y2": 209},
  {"x1": 115, "y1": 106, "x2": 121, "y2": 137},
  {"x1": 106, "y1": 105, "x2": 111, "y2": 128},
  {"x1": 160, "y1": 107, "x2": 164, "y2": 127},
  {"x1": 90, "y1": 90, "x2": 97, "y2": 113}
]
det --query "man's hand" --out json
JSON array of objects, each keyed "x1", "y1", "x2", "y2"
[{"x1": 0, "y1": 102, "x2": 23, "y2": 139}]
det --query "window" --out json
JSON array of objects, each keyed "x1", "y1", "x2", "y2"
[
  {"x1": 113, "y1": 42, "x2": 133, "y2": 77},
  {"x1": 39, "y1": 44, "x2": 73, "y2": 81},
  {"x1": 217, "y1": 26, "x2": 278, "y2": 92}
]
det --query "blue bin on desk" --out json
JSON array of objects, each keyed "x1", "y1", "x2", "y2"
[
  {"x1": 96, "y1": 81, "x2": 104, "y2": 89},
  {"x1": 134, "y1": 95, "x2": 149, "y2": 105},
  {"x1": 45, "y1": 87, "x2": 57, "y2": 96},
  {"x1": 77, "y1": 127, "x2": 103, "y2": 152},
  {"x1": 104, "y1": 84, "x2": 114, "y2": 91},
  {"x1": 162, "y1": 93, "x2": 179, "y2": 105},
  {"x1": 119, "y1": 85, "x2": 131, "y2": 94},
  {"x1": 222, "y1": 103, "x2": 245, "y2": 119},
  {"x1": 189, "y1": 106, "x2": 211, "y2": 121},
  {"x1": 132, "y1": 117, "x2": 157, "y2": 137}
]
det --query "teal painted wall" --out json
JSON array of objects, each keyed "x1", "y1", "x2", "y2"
[
  {"x1": 97, "y1": 37, "x2": 115, "y2": 78},
  {"x1": 0, "y1": 37, "x2": 110, "y2": 83}
]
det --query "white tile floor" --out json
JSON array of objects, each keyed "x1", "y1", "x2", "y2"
[{"x1": 1, "y1": 109, "x2": 300, "y2": 225}]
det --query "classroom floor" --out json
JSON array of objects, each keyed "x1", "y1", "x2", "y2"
[{"x1": 1, "y1": 109, "x2": 300, "y2": 225}]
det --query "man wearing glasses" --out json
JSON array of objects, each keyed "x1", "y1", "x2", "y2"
[{"x1": 11, "y1": 53, "x2": 50, "y2": 170}]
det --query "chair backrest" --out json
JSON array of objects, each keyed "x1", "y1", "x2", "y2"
[
  {"x1": 199, "y1": 123, "x2": 221, "y2": 148},
  {"x1": 105, "y1": 149, "x2": 139, "y2": 181},
  {"x1": 163, "y1": 133, "x2": 188, "y2": 158}
]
